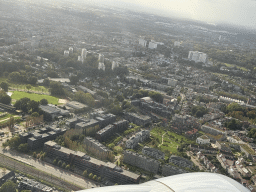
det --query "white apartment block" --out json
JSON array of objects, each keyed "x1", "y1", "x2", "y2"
[
  {"x1": 139, "y1": 38, "x2": 147, "y2": 47},
  {"x1": 188, "y1": 51, "x2": 208, "y2": 64}
]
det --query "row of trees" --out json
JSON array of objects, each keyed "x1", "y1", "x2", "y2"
[
  {"x1": 83, "y1": 170, "x2": 101, "y2": 182},
  {"x1": 8, "y1": 71, "x2": 37, "y2": 85},
  {"x1": 2, "y1": 136, "x2": 29, "y2": 153}
]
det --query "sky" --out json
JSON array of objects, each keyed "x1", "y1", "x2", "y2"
[{"x1": 93, "y1": 0, "x2": 256, "y2": 29}]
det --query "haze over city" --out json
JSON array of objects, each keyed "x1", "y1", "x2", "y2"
[{"x1": 0, "y1": 0, "x2": 256, "y2": 192}]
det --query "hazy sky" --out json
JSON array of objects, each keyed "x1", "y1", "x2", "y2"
[{"x1": 96, "y1": 0, "x2": 256, "y2": 29}]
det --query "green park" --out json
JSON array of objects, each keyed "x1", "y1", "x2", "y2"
[{"x1": 11, "y1": 91, "x2": 59, "y2": 105}]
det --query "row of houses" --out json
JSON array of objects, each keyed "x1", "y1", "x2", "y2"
[
  {"x1": 197, "y1": 151, "x2": 218, "y2": 173},
  {"x1": 124, "y1": 112, "x2": 151, "y2": 127},
  {"x1": 95, "y1": 120, "x2": 129, "y2": 142},
  {"x1": 123, "y1": 150, "x2": 160, "y2": 174},
  {"x1": 83, "y1": 137, "x2": 111, "y2": 156},
  {"x1": 131, "y1": 97, "x2": 174, "y2": 118},
  {"x1": 44, "y1": 141, "x2": 140, "y2": 185}
]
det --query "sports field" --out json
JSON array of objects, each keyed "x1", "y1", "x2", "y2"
[{"x1": 11, "y1": 91, "x2": 59, "y2": 105}]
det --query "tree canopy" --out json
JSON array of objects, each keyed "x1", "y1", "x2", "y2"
[
  {"x1": 0, "y1": 180, "x2": 17, "y2": 192},
  {"x1": 74, "y1": 91, "x2": 95, "y2": 107},
  {"x1": 0, "y1": 90, "x2": 11, "y2": 104}
]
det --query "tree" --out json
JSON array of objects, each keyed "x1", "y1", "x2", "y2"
[
  {"x1": 0, "y1": 90, "x2": 11, "y2": 104},
  {"x1": 28, "y1": 76, "x2": 37, "y2": 85},
  {"x1": 31, "y1": 112, "x2": 39, "y2": 117},
  {"x1": 5, "y1": 136, "x2": 21, "y2": 149},
  {"x1": 83, "y1": 170, "x2": 87, "y2": 177},
  {"x1": 97, "y1": 177, "x2": 101, "y2": 182},
  {"x1": 58, "y1": 160, "x2": 62, "y2": 167},
  {"x1": 74, "y1": 91, "x2": 95, "y2": 107},
  {"x1": 26, "y1": 85, "x2": 32, "y2": 92},
  {"x1": 93, "y1": 175, "x2": 97, "y2": 180},
  {"x1": 66, "y1": 164, "x2": 70, "y2": 170},
  {"x1": 43, "y1": 78, "x2": 50, "y2": 87},
  {"x1": 50, "y1": 81, "x2": 65, "y2": 96},
  {"x1": 225, "y1": 119, "x2": 242, "y2": 130},
  {"x1": 0, "y1": 82, "x2": 8, "y2": 92},
  {"x1": 28, "y1": 100, "x2": 39, "y2": 112},
  {"x1": 14, "y1": 97, "x2": 31, "y2": 113},
  {"x1": 89, "y1": 173, "x2": 93, "y2": 179},
  {"x1": 53, "y1": 159, "x2": 57, "y2": 165},
  {"x1": 70, "y1": 75, "x2": 79, "y2": 85},
  {"x1": 62, "y1": 162, "x2": 66, "y2": 168},
  {"x1": 177, "y1": 96, "x2": 181, "y2": 103},
  {"x1": 33, "y1": 152, "x2": 37, "y2": 158},
  {"x1": 18, "y1": 143, "x2": 28, "y2": 153},
  {"x1": 40, "y1": 99, "x2": 48, "y2": 105},
  {"x1": 0, "y1": 180, "x2": 17, "y2": 192}
]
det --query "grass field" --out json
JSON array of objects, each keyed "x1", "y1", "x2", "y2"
[
  {"x1": 11, "y1": 91, "x2": 59, "y2": 105},
  {"x1": 149, "y1": 127, "x2": 195, "y2": 154}
]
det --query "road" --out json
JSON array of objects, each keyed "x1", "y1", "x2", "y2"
[{"x1": 0, "y1": 144, "x2": 100, "y2": 190}]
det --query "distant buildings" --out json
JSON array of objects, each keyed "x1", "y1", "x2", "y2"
[
  {"x1": 139, "y1": 38, "x2": 147, "y2": 47},
  {"x1": 148, "y1": 41, "x2": 158, "y2": 49},
  {"x1": 174, "y1": 41, "x2": 181, "y2": 47},
  {"x1": 98, "y1": 53, "x2": 105, "y2": 71},
  {"x1": 64, "y1": 50, "x2": 69, "y2": 57},
  {"x1": 77, "y1": 85, "x2": 96, "y2": 96},
  {"x1": 188, "y1": 51, "x2": 208, "y2": 64},
  {"x1": 69, "y1": 47, "x2": 73, "y2": 54},
  {"x1": 112, "y1": 61, "x2": 119, "y2": 70},
  {"x1": 80, "y1": 48, "x2": 87, "y2": 64}
]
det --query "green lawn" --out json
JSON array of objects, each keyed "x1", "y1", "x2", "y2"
[
  {"x1": 11, "y1": 91, "x2": 59, "y2": 105},
  {"x1": 0, "y1": 113, "x2": 12, "y2": 121},
  {"x1": 149, "y1": 127, "x2": 195, "y2": 154}
]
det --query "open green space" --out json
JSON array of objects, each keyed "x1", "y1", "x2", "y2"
[
  {"x1": 0, "y1": 113, "x2": 12, "y2": 121},
  {"x1": 223, "y1": 63, "x2": 249, "y2": 71},
  {"x1": 149, "y1": 127, "x2": 195, "y2": 154},
  {"x1": 11, "y1": 91, "x2": 59, "y2": 105},
  {"x1": 0, "y1": 77, "x2": 49, "y2": 93}
]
